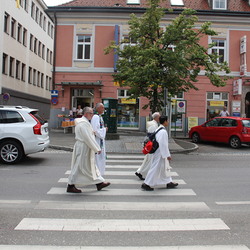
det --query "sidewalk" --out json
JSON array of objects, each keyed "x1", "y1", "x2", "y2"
[{"x1": 49, "y1": 129, "x2": 198, "y2": 154}]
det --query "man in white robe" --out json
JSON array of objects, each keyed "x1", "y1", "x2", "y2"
[
  {"x1": 135, "y1": 112, "x2": 160, "y2": 180},
  {"x1": 91, "y1": 103, "x2": 108, "y2": 176},
  {"x1": 67, "y1": 107, "x2": 110, "y2": 193},
  {"x1": 141, "y1": 116, "x2": 178, "y2": 191}
]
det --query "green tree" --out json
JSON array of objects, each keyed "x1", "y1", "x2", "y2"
[{"x1": 105, "y1": 0, "x2": 230, "y2": 113}]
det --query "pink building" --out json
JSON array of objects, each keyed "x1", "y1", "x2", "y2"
[{"x1": 46, "y1": 0, "x2": 250, "y2": 132}]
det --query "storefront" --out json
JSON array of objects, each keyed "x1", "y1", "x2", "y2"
[
  {"x1": 206, "y1": 92, "x2": 229, "y2": 120},
  {"x1": 117, "y1": 89, "x2": 139, "y2": 128}
]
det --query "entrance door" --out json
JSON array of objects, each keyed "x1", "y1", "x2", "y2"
[{"x1": 245, "y1": 92, "x2": 250, "y2": 118}]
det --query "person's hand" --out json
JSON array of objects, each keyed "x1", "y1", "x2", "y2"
[
  {"x1": 106, "y1": 127, "x2": 108, "y2": 132},
  {"x1": 97, "y1": 151, "x2": 101, "y2": 154},
  {"x1": 167, "y1": 156, "x2": 172, "y2": 161}
]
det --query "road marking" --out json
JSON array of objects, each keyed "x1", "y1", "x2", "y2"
[
  {"x1": 36, "y1": 201, "x2": 209, "y2": 211},
  {"x1": 64, "y1": 170, "x2": 178, "y2": 176},
  {"x1": 0, "y1": 245, "x2": 249, "y2": 250},
  {"x1": 0, "y1": 200, "x2": 31, "y2": 204},
  {"x1": 58, "y1": 178, "x2": 186, "y2": 185},
  {"x1": 107, "y1": 154, "x2": 144, "y2": 159},
  {"x1": 216, "y1": 201, "x2": 250, "y2": 205},
  {"x1": 47, "y1": 187, "x2": 195, "y2": 196},
  {"x1": 106, "y1": 159, "x2": 143, "y2": 163},
  {"x1": 15, "y1": 218, "x2": 229, "y2": 231}
]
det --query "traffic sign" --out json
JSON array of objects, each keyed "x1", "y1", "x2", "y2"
[
  {"x1": 51, "y1": 97, "x2": 58, "y2": 105},
  {"x1": 51, "y1": 90, "x2": 58, "y2": 97}
]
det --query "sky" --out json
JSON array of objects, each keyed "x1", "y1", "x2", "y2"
[{"x1": 43, "y1": 0, "x2": 71, "y2": 7}]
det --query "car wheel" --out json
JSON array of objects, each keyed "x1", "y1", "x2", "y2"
[
  {"x1": 229, "y1": 136, "x2": 241, "y2": 149},
  {"x1": 0, "y1": 140, "x2": 24, "y2": 164},
  {"x1": 191, "y1": 132, "x2": 200, "y2": 143}
]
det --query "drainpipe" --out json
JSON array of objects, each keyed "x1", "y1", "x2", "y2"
[{"x1": 52, "y1": 11, "x2": 57, "y2": 90}]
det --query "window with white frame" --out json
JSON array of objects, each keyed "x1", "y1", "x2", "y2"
[
  {"x1": 213, "y1": 0, "x2": 227, "y2": 10},
  {"x1": 76, "y1": 35, "x2": 91, "y2": 60},
  {"x1": 170, "y1": 0, "x2": 184, "y2": 6},
  {"x1": 211, "y1": 39, "x2": 226, "y2": 63},
  {"x1": 127, "y1": 0, "x2": 140, "y2": 4}
]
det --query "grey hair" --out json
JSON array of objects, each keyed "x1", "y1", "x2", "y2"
[
  {"x1": 152, "y1": 112, "x2": 160, "y2": 119},
  {"x1": 95, "y1": 103, "x2": 104, "y2": 109},
  {"x1": 83, "y1": 106, "x2": 92, "y2": 114}
]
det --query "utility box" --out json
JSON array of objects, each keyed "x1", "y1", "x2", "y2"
[{"x1": 102, "y1": 98, "x2": 118, "y2": 133}]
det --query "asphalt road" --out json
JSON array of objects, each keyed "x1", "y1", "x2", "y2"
[{"x1": 0, "y1": 144, "x2": 249, "y2": 249}]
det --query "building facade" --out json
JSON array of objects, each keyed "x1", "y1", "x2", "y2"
[
  {"x1": 0, "y1": 0, "x2": 54, "y2": 119},
  {"x1": 47, "y1": 0, "x2": 250, "y2": 131}
]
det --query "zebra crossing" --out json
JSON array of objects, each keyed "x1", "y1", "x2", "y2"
[{"x1": 6, "y1": 153, "x2": 250, "y2": 249}]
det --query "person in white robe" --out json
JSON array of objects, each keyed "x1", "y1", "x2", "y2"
[
  {"x1": 91, "y1": 103, "x2": 108, "y2": 176},
  {"x1": 135, "y1": 112, "x2": 160, "y2": 180},
  {"x1": 141, "y1": 115, "x2": 178, "y2": 191},
  {"x1": 67, "y1": 107, "x2": 110, "y2": 193}
]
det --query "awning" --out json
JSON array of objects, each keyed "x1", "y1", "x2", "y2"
[{"x1": 57, "y1": 81, "x2": 103, "y2": 86}]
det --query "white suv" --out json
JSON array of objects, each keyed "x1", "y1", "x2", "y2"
[{"x1": 0, "y1": 106, "x2": 50, "y2": 164}]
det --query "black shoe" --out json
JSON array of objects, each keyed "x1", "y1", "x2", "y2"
[
  {"x1": 67, "y1": 184, "x2": 82, "y2": 193},
  {"x1": 141, "y1": 183, "x2": 154, "y2": 191},
  {"x1": 135, "y1": 172, "x2": 145, "y2": 180},
  {"x1": 166, "y1": 182, "x2": 178, "y2": 189},
  {"x1": 96, "y1": 182, "x2": 111, "y2": 191}
]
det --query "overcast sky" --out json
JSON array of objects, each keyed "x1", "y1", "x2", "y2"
[{"x1": 43, "y1": 0, "x2": 71, "y2": 7}]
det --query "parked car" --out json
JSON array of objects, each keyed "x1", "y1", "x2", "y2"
[
  {"x1": 189, "y1": 116, "x2": 250, "y2": 149},
  {"x1": 0, "y1": 106, "x2": 50, "y2": 164}
]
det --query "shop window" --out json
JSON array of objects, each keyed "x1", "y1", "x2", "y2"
[
  {"x1": 207, "y1": 92, "x2": 228, "y2": 120},
  {"x1": 117, "y1": 89, "x2": 139, "y2": 128},
  {"x1": 76, "y1": 35, "x2": 91, "y2": 60}
]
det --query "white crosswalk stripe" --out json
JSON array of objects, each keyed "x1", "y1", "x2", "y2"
[
  {"x1": 0, "y1": 245, "x2": 249, "y2": 250},
  {"x1": 13, "y1": 153, "x2": 241, "y2": 249}
]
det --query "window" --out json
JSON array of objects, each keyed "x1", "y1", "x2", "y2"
[
  {"x1": 43, "y1": 17, "x2": 46, "y2": 31},
  {"x1": 4, "y1": 12, "x2": 10, "y2": 34},
  {"x1": 0, "y1": 111, "x2": 24, "y2": 124},
  {"x1": 33, "y1": 69, "x2": 36, "y2": 85},
  {"x1": 21, "y1": 63, "x2": 26, "y2": 81},
  {"x1": 2, "y1": 53, "x2": 8, "y2": 74},
  {"x1": 127, "y1": 0, "x2": 140, "y2": 4},
  {"x1": 35, "y1": 7, "x2": 39, "y2": 23},
  {"x1": 34, "y1": 38, "x2": 37, "y2": 54},
  {"x1": 16, "y1": 60, "x2": 20, "y2": 79},
  {"x1": 37, "y1": 71, "x2": 40, "y2": 87},
  {"x1": 9, "y1": 57, "x2": 14, "y2": 77},
  {"x1": 41, "y1": 73, "x2": 44, "y2": 88},
  {"x1": 24, "y1": 0, "x2": 28, "y2": 12},
  {"x1": 170, "y1": 0, "x2": 184, "y2": 6},
  {"x1": 213, "y1": 0, "x2": 227, "y2": 10},
  {"x1": 23, "y1": 28, "x2": 27, "y2": 46},
  {"x1": 46, "y1": 48, "x2": 49, "y2": 62},
  {"x1": 17, "y1": 23, "x2": 22, "y2": 43},
  {"x1": 31, "y1": 2, "x2": 35, "y2": 19},
  {"x1": 30, "y1": 34, "x2": 33, "y2": 51},
  {"x1": 11, "y1": 18, "x2": 16, "y2": 38},
  {"x1": 28, "y1": 67, "x2": 32, "y2": 84},
  {"x1": 48, "y1": 22, "x2": 51, "y2": 36},
  {"x1": 42, "y1": 44, "x2": 45, "y2": 59},
  {"x1": 211, "y1": 39, "x2": 226, "y2": 63},
  {"x1": 39, "y1": 13, "x2": 43, "y2": 27},
  {"x1": 38, "y1": 41, "x2": 41, "y2": 57},
  {"x1": 50, "y1": 51, "x2": 53, "y2": 64},
  {"x1": 77, "y1": 35, "x2": 91, "y2": 60},
  {"x1": 46, "y1": 76, "x2": 49, "y2": 90}
]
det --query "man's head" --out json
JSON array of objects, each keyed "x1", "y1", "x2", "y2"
[
  {"x1": 95, "y1": 103, "x2": 105, "y2": 115},
  {"x1": 159, "y1": 115, "x2": 169, "y2": 127},
  {"x1": 83, "y1": 107, "x2": 94, "y2": 120},
  {"x1": 223, "y1": 106, "x2": 227, "y2": 111},
  {"x1": 152, "y1": 112, "x2": 160, "y2": 123}
]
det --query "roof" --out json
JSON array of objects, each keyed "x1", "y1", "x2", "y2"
[{"x1": 56, "y1": 0, "x2": 250, "y2": 12}]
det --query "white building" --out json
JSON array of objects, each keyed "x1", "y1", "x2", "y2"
[{"x1": 0, "y1": 0, "x2": 54, "y2": 119}]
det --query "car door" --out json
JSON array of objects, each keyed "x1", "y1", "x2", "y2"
[
  {"x1": 218, "y1": 118, "x2": 237, "y2": 143},
  {"x1": 202, "y1": 118, "x2": 222, "y2": 141}
]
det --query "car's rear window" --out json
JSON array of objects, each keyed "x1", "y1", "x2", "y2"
[
  {"x1": 0, "y1": 110, "x2": 24, "y2": 123},
  {"x1": 242, "y1": 120, "x2": 250, "y2": 128},
  {"x1": 30, "y1": 111, "x2": 47, "y2": 125}
]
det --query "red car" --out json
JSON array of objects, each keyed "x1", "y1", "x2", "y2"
[{"x1": 189, "y1": 116, "x2": 250, "y2": 148}]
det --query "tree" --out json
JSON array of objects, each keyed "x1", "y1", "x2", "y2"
[{"x1": 105, "y1": 0, "x2": 231, "y2": 113}]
